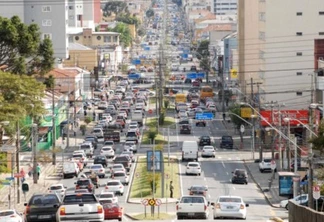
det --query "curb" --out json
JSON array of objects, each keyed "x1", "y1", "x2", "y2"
[
  {"x1": 126, "y1": 156, "x2": 139, "y2": 204},
  {"x1": 270, "y1": 217, "x2": 285, "y2": 222},
  {"x1": 243, "y1": 160, "x2": 281, "y2": 209},
  {"x1": 124, "y1": 213, "x2": 139, "y2": 220}
]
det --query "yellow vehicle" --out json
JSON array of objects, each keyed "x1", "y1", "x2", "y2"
[
  {"x1": 200, "y1": 86, "x2": 214, "y2": 101},
  {"x1": 175, "y1": 94, "x2": 187, "y2": 103}
]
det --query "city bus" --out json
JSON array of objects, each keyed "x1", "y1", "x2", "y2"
[{"x1": 200, "y1": 86, "x2": 214, "y2": 101}]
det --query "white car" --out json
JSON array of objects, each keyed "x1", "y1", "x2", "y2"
[
  {"x1": 280, "y1": 194, "x2": 308, "y2": 210},
  {"x1": 104, "y1": 140, "x2": 115, "y2": 151},
  {"x1": 98, "y1": 101, "x2": 108, "y2": 110},
  {"x1": 185, "y1": 162, "x2": 201, "y2": 176},
  {"x1": 102, "y1": 114, "x2": 112, "y2": 122},
  {"x1": 110, "y1": 164, "x2": 126, "y2": 173},
  {"x1": 100, "y1": 146, "x2": 115, "y2": 158},
  {"x1": 48, "y1": 184, "x2": 67, "y2": 197},
  {"x1": 129, "y1": 121, "x2": 139, "y2": 128},
  {"x1": 105, "y1": 180, "x2": 125, "y2": 196},
  {"x1": 259, "y1": 158, "x2": 277, "y2": 173},
  {"x1": 90, "y1": 164, "x2": 106, "y2": 178},
  {"x1": 71, "y1": 151, "x2": 88, "y2": 164},
  {"x1": 178, "y1": 110, "x2": 188, "y2": 119},
  {"x1": 57, "y1": 193, "x2": 104, "y2": 222},
  {"x1": 0, "y1": 209, "x2": 24, "y2": 222},
  {"x1": 111, "y1": 171, "x2": 130, "y2": 185},
  {"x1": 124, "y1": 141, "x2": 137, "y2": 153},
  {"x1": 201, "y1": 146, "x2": 216, "y2": 158},
  {"x1": 212, "y1": 196, "x2": 249, "y2": 220},
  {"x1": 99, "y1": 191, "x2": 118, "y2": 203}
]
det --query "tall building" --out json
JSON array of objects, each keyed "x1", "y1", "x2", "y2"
[
  {"x1": 238, "y1": 0, "x2": 324, "y2": 109},
  {"x1": 212, "y1": 0, "x2": 237, "y2": 16},
  {"x1": 0, "y1": 0, "x2": 69, "y2": 59}
]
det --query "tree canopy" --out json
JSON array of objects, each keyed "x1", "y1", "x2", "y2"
[
  {"x1": 108, "y1": 23, "x2": 132, "y2": 47},
  {"x1": 196, "y1": 40, "x2": 210, "y2": 59},
  {"x1": 103, "y1": 1, "x2": 127, "y2": 17},
  {"x1": 116, "y1": 13, "x2": 141, "y2": 28},
  {"x1": 309, "y1": 122, "x2": 324, "y2": 154},
  {"x1": 0, "y1": 71, "x2": 46, "y2": 137},
  {"x1": 0, "y1": 16, "x2": 54, "y2": 75}
]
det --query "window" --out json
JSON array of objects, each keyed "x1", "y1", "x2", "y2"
[
  {"x1": 259, "y1": 31, "x2": 265, "y2": 40},
  {"x1": 114, "y1": 36, "x2": 118, "y2": 42},
  {"x1": 296, "y1": 12, "x2": 302, "y2": 16},
  {"x1": 259, "y1": 12, "x2": 266, "y2": 21},
  {"x1": 296, "y1": 32, "x2": 303, "y2": 36},
  {"x1": 296, "y1": 72, "x2": 302, "y2": 76},
  {"x1": 75, "y1": 36, "x2": 79, "y2": 41},
  {"x1": 69, "y1": 6, "x2": 73, "y2": 10},
  {"x1": 69, "y1": 15, "x2": 74, "y2": 20},
  {"x1": 43, "y1": 33, "x2": 52, "y2": 40},
  {"x1": 42, "y1": 6, "x2": 51, "y2": 12},
  {"x1": 319, "y1": 32, "x2": 324, "y2": 35},
  {"x1": 296, "y1": 52, "x2": 303, "y2": 56},
  {"x1": 296, "y1": 92, "x2": 303, "y2": 96},
  {"x1": 97, "y1": 36, "x2": 101, "y2": 40},
  {"x1": 319, "y1": 11, "x2": 324, "y2": 15},
  {"x1": 104, "y1": 36, "x2": 111, "y2": 42},
  {"x1": 42, "y1": 19, "x2": 52, "y2": 26}
]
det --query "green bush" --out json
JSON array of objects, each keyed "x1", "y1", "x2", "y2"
[
  {"x1": 84, "y1": 117, "x2": 92, "y2": 125},
  {"x1": 164, "y1": 100, "x2": 169, "y2": 109},
  {"x1": 159, "y1": 112, "x2": 165, "y2": 125},
  {"x1": 147, "y1": 130, "x2": 157, "y2": 143}
]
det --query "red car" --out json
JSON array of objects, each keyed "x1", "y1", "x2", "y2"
[
  {"x1": 192, "y1": 80, "x2": 200, "y2": 87},
  {"x1": 102, "y1": 202, "x2": 123, "y2": 221}
]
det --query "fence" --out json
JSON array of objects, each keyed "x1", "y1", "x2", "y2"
[{"x1": 289, "y1": 201, "x2": 324, "y2": 222}]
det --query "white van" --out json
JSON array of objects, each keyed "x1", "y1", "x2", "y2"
[
  {"x1": 182, "y1": 141, "x2": 199, "y2": 161},
  {"x1": 63, "y1": 162, "x2": 79, "y2": 179}
]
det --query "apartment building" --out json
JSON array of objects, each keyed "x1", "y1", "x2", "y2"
[
  {"x1": 238, "y1": 0, "x2": 324, "y2": 109},
  {"x1": 211, "y1": 0, "x2": 237, "y2": 16}
]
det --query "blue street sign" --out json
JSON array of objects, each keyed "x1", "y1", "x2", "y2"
[
  {"x1": 182, "y1": 53, "x2": 188, "y2": 59},
  {"x1": 144, "y1": 46, "x2": 150, "y2": 51},
  {"x1": 196, "y1": 72, "x2": 205, "y2": 78},
  {"x1": 183, "y1": 49, "x2": 190, "y2": 53},
  {"x1": 186, "y1": 73, "x2": 197, "y2": 79},
  {"x1": 5, "y1": 177, "x2": 14, "y2": 181},
  {"x1": 128, "y1": 73, "x2": 140, "y2": 79},
  {"x1": 132, "y1": 59, "x2": 141, "y2": 65},
  {"x1": 195, "y1": 113, "x2": 214, "y2": 120}
]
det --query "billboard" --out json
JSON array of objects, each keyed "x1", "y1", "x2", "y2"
[
  {"x1": 260, "y1": 110, "x2": 309, "y2": 126},
  {"x1": 240, "y1": 107, "x2": 253, "y2": 118},
  {"x1": 230, "y1": 69, "x2": 238, "y2": 79},
  {"x1": 147, "y1": 150, "x2": 162, "y2": 172}
]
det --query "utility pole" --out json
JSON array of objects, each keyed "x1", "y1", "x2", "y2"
[
  {"x1": 15, "y1": 122, "x2": 20, "y2": 203},
  {"x1": 218, "y1": 55, "x2": 225, "y2": 119},
  {"x1": 52, "y1": 86, "x2": 56, "y2": 165},
  {"x1": 32, "y1": 123, "x2": 38, "y2": 184},
  {"x1": 250, "y1": 78, "x2": 254, "y2": 106}
]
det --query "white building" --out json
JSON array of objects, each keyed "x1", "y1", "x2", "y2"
[
  {"x1": 212, "y1": 0, "x2": 237, "y2": 16},
  {"x1": 238, "y1": 0, "x2": 324, "y2": 109}
]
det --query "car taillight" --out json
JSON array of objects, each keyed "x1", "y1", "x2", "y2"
[
  {"x1": 60, "y1": 207, "x2": 66, "y2": 215},
  {"x1": 100, "y1": 169, "x2": 103, "y2": 172},
  {"x1": 105, "y1": 186, "x2": 109, "y2": 189},
  {"x1": 189, "y1": 191, "x2": 193, "y2": 195},
  {"x1": 197, "y1": 168, "x2": 201, "y2": 170},
  {"x1": 187, "y1": 167, "x2": 190, "y2": 169},
  {"x1": 25, "y1": 206, "x2": 30, "y2": 214},
  {"x1": 215, "y1": 204, "x2": 220, "y2": 209},
  {"x1": 76, "y1": 185, "x2": 80, "y2": 189},
  {"x1": 10, "y1": 215, "x2": 17, "y2": 217},
  {"x1": 176, "y1": 205, "x2": 179, "y2": 210},
  {"x1": 88, "y1": 184, "x2": 93, "y2": 188},
  {"x1": 119, "y1": 186, "x2": 123, "y2": 188},
  {"x1": 240, "y1": 204, "x2": 245, "y2": 209},
  {"x1": 204, "y1": 205, "x2": 207, "y2": 211},
  {"x1": 97, "y1": 205, "x2": 103, "y2": 213}
]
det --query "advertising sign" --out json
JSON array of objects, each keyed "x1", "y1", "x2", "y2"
[
  {"x1": 147, "y1": 150, "x2": 162, "y2": 172},
  {"x1": 240, "y1": 107, "x2": 253, "y2": 118},
  {"x1": 279, "y1": 175, "x2": 293, "y2": 196},
  {"x1": 260, "y1": 110, "x2": 309, "y2": 126}
]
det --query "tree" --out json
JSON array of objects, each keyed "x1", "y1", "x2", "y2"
[
  {"x1": 103, "y1": 1, "x2": 127, "y2": 17},
  {"x1": 228, "y1": 104, "x2": 247, "y2": 144},
  {"x1": 0, "y1": 71, "x2": 46, "y2": 139},
  {"x1": 199, "y1": 57, "x2": 210, "y2": 71},
  {"x1": 108, "y1": 23, "x2": 132, "y2": 47},
  {"x1": 137, "y1": 28, "x2": 145, "y2": 37},
  {"x1": 146, "y1": 9, "x2": 155, "y2": 18},
  {"x1": 116, "y1": 13, "x2": 140, "y2": 28},
  {"x1": 309, "y1": 122, "x2": 324, "y2": 153},
  {"x1": 0, "y1": 16, "x2": 54, "y2": 75},
  {"x1": 197, "y1": 40, "x2": 210, "y2": 59}
]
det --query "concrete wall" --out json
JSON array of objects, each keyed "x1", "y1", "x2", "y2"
[{"x1": 63, "y1": 49, "x2": 98, "y2": 71}]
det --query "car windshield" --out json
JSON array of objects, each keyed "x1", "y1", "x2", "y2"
[
  {"x1": 0, "y1": 211, "x2": 14, "y2": 216},
  {"x1": 264, "y1": 159, "x2": 271, "y2": 163},
  {"x1": 181, "y1": 197, "x2": 204, "y2": 203},
  {"x1": 114, "y1": 173, "x2": 125, "y2": 177},
  {"x1": 191, "y1": 186, "x2": 205, "y2": 191},
  {"x1": 107, "y1": 181, "x2": 120, "y2": 186},
  {"x1": 100, "y1": 199, "x2": 113, "y2": 204},
  {"x1": 30, "y1": 195, "x2": 58, "y2": 205},
  {"x1": 100, "y1": 194, "x2": 113, "y2": 198},
  {"x1": 102, "y1": 147, "x2": 112, "y2": 151},
  {"x1": 50, "y1": 185, "x2": 63, "y2": 190},
  {"x1": 219, "y1": 197, "x2": 242, "y2": 203},
  {"x1": 77, "y1": 180, "x2": 90, "y2": 185},
  {"x1": 188, "y1": 163, "x2": 199, "y2": 167},
  {"x1": 222, "y1": 137, "x2": 232, "y2": 141},
  {"x1": 63, "y1": 194, "x2": 97, "y2": 204},
  {"x1": 91, "y1": 165, "x2": 102, "y2": 169},
  {"x1": 73, "y1": 154, "x2": 83, "y2": 158},
  {"x1": 80, "y1": 145, "x2": 90, "y2": 149}
]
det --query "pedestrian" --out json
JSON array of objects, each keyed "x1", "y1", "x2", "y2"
[
  {"x1": 170, "y1": 181, "x2": 174, "y2": 198},
  {"x1": 76, "y1": 117, "x2": 80, "y2": 127},
  {"x1": 36, "y1": 164, "x2": 41, "y2": 179}
]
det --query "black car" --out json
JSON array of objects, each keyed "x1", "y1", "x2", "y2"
[
  {"x1": 180, "y1": 124, "x2": 191, "y2": 134},
  {"x1": 188, "y1": 185, "x2": 208, "y2": 196},
  {"x1": 94, "y1": 155, "x2": 109, "y2": 167},
  {"x1": 220, "y1": 135, "x2": 234, "y2": 149},
  {"x1": 184, "y1": 78, "x2": 192, "y2": 84},
  {"x1": 179, "y1": 119, "x2": 190, "y2": 125},
  {"x1": 199, "y1": 136, "x2": 211, "y2": 146},
  {"x1": 75, "y1": 178, "x2": 95, "y2": 193},
  {"x1": 196, "y1": 120, "x2": 206, "y2": 127},
  {"x1": 24, "y1": 193, "x2": 61, "y2": 222},
  {"x1": 232, "y1": 169, "x2": 248, "y2": 184},
  {"x1": 85, "y1": 136, "x2": 98, "y2": 149}
]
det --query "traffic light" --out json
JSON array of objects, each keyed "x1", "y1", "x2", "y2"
[{"x1": 22, "y1": 183, "x2": 29, "y2": 192}]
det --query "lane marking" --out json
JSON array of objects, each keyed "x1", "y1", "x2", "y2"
[
  {"x1": 178, "y1": 158, "x2": 183, "y2": 196},
  {"x1": 222, "y1": 161, "x2": 226, "y2": 168},
  {"x1": 226, "y1": 172, "x2": 229, "y2": 175},
  {"x1": 233, "y1": 186, "x2": 236, "y2": 190},
  {"x1": 204, "y1": 177, "x2": 206, "y2": 181}
]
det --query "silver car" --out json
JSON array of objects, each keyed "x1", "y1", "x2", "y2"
[
  {"x1": 201, "y1": 146, "x2": 216, "y2": 158},
  {"x1": 90, "y1": 164, "x2": 106, "y2": 178}
]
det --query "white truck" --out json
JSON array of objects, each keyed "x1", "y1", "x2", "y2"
[
  {"x1": 176, "y1": 195, "x2": 210, "y2": 220},
  {"x1": 132, "y1": 110, "x2": 143, "y2": 127},
  {"x1": 182, "y1": 141, "x2": 199, "y2": 161}
]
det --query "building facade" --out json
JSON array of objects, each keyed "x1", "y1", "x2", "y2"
[
  {"x1": 212, "y1": 0, "x2": 237, "y2": 16},
  {"x1": 238, "y1": 0, "x2": 324, "y2": 109}
]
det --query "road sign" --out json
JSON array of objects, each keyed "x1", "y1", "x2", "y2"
[
  {"x1": 240, "y1": 124, "x2": 245, "y2": 133},
  {"x1": 196, "y1": 72, "x2": 205, "y2": 78},
  {"x1": 135, "y1": 172, "x2": 140, "y2": 178},
  {"x1": 128, "y1": 73, "x2": 140, "y2": 79},
  {"x1": 132, "y1": 59, "x2": 141, "y2": 65},
  {"x1": 186, "y1": 73, "x2": 197, "y2": 79},
  {"x1": 195, "y1": 113, "x2": 214, "y2": 120},
  {"x1": 148, "y1": 198, "x2": 156, "y2": 206},
  {"x1": 313, "y1": 185, "x2": 321, "y2": 200},
  {"x1": 144, "y1": 46, "x2": 150, "y2": 51},
  {"x1": 148, "y1": 109, "x2": 153, "y2": 114},
  {"x1": 141, "y1": 199, "x2": 149, "y2": 206},
  {"x1": 5, "y1": 177, "x2": 14, "y2": 181},
  {"x1": 271, "y1": 160, "x2": 276, "y2": 170},
  {"x1": 155, "y1": 199, "x2": 162, "y2": 206}
]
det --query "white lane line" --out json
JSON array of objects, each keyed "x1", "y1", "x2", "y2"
[
  {"x1": 226, "y1": 172, "x2": 229, "y2": 175},
  {"x1": 217, "y1": 156, "x2": 222, "y2": 159},
  {"x1": 204, "y1": 177, "x2": 206, "y2": 181},
  {"x1": 179, "y1": 158, "x2": 183, "y2": 196},
  {"x1": 222, "y1": 161, "x2": 226, "y2": 168},
  {"x1": 233, "y1": 186, "x2": 236, "y2": 190}
]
